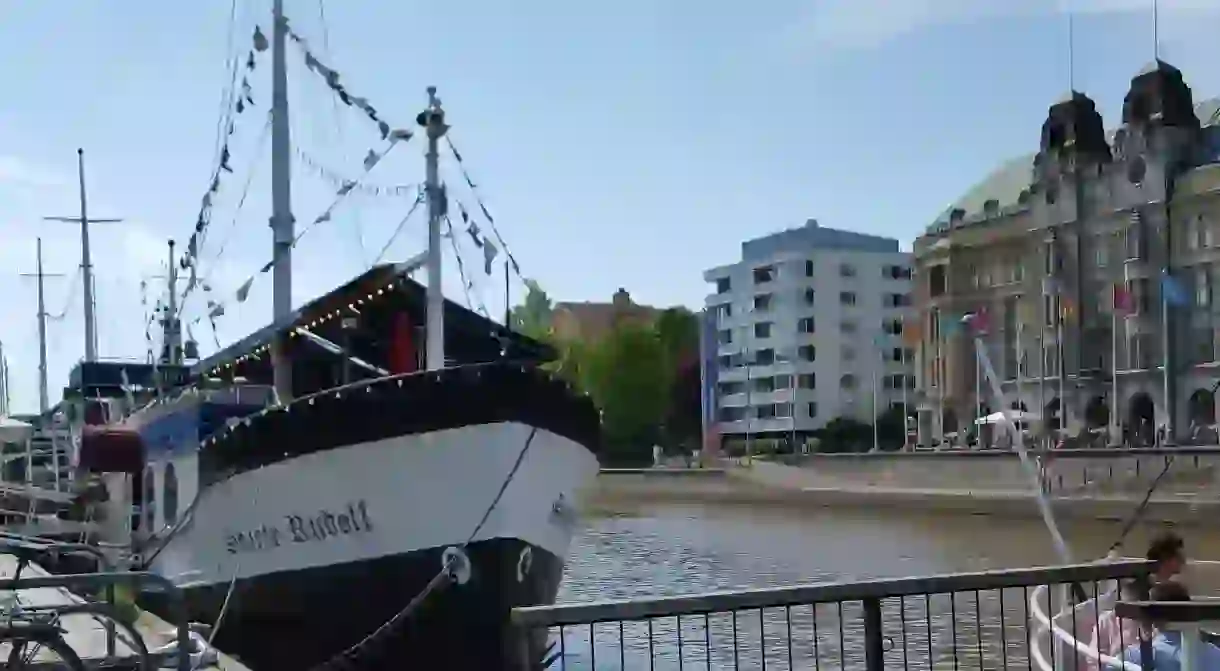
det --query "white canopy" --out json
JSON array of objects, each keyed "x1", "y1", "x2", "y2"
[
  {"x1": 975, "y1": 410, "x2": 1039, "y2": 425},
  {"x1": 0, "y1": 416, "x2": 33, "y2": 444}
]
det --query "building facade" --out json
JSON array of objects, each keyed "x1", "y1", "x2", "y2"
[
  {"x1": 703, "y1": 219, "x2": 915, "y2": 444},
  {"x1": 551, "y1": 289, "x2": 660, "y2": 343},
  {"x1": 912, "y1": 61, "x2": 1220, "y2": 447}
]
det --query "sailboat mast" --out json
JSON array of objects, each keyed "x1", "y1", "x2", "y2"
[
  {"x1": 35, "y1": 238, "x2": 49, "y2": 415},
  {"x1": 270, "y1": 0, "x2": 295, "y2": 399},
  {"x1": 421, "y1": 87, "x2": 448, "y2": 371}
]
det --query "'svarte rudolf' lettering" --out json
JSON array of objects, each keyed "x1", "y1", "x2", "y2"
[{"x1": 225, "y1": 500, "x2": 375, "y2": 555}]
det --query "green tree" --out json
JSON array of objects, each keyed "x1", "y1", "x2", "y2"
[
  {"x1": 653, "y1": 307, "x2": 701, "y2": 450},
  {"x1": 875, "y1": 405, "x2": 909, "y2": 451},
  {"x1": 582, "y1": 322, "x2": 670, "y2": 465},
  {"x1": 509, "y1": 279, "x2": 554, "y2": 340}
]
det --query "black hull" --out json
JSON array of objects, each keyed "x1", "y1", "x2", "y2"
[{"x1": 143, "y1": 538, "x2": 563, "y2": 670}]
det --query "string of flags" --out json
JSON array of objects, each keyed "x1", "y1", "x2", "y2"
[
  {"x1": 178, "y1": 25, "x2": 266, "y2": 309},
  {"x1": 444, "y1": 214, "x2": 490, "y2": 319},
  {"x1": 282, "y1": 14, "x2": 413, "y2": 144},
  {"x1": 193, "y1": 136, "x2": 408, "y2": 326},
  {"x1": 296, "y1": 146, "x2": 419, "y2": 198},
  {"x1": 445, "y1": 136, "x2": 520, "y2": 278}
]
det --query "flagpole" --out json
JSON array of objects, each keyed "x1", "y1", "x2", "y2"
[
  {"x1": 936, "y1": 311, "x2": 945, "y2": 446},
  {"x1": 902, "y1": 331, "x2": 911, "y2": 451},
  {"x1": 1161, "y1": 271, "x2": 1173, "y2": 444},
  {"x1": 1058, "y1": 298, "x2": 1067, "y2": 436},
  {"x1": 1111, "y1": 290, "x2": 1120, "y2": 445},
  {"x1": 872, "y1": 337, "x2": 881, "y2": 452}
]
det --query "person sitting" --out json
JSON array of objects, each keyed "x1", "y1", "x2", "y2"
[
  {"x1": 1119, "y1": 581, "x2": 1220, "y2": 671},
  {"x1": 1087, "y1": 579, "x2": 1145, "y2": 670},
  {"x1": 1147, "y1": 531, "x2": 1187, "y2": 584}
]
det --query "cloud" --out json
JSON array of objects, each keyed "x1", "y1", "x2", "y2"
[{"x1": 782, "y1": 0, "x2": 1220, "y2": 52}]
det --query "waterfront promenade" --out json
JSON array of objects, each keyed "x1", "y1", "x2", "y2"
[{"x1": 590, "y1": 447, "x2": 1220, "y2": 525}]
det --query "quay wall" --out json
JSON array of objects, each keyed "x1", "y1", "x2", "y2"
[{"x1": 588, "y1": 450, "x2": 1220, "y2": 526}]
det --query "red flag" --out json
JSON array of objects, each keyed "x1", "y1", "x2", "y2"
[
  {"x1": 388, "y1": 311, "x2": 417, "y2": 374},
  {"x1": 1113, "y1": 283, "x2": 1132, "y2": 313}
]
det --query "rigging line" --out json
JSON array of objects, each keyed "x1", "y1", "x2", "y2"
[
  {"x1": 443, "y1": 135, "x2": 521, "y2": 273},
  {"x1": 1106, "y1": 454, "x2": 1177, "y2": 554},
  {"x1": 444, "y1": 215, "x2": 479, "y2": 313},
  {"x1": 47, "y1": 267, "x2": 83, "y2": 321},
  {"x1": 210, "y1": 0, "x2": 240, "y2": 171},
  {"x1": 372, "y1": 190, "x2": 425, "y2": 266}
]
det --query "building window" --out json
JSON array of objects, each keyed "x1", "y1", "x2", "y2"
[
  {"x1": 1095, "y1": 239, "x2": 1109, "y2": 268},
  {"x1": 143, "y1": 464, "x2": 157, "y2": 533},
  {"x1": 842, "y1": 345, "x2": 856, "y2": 361},
  {"x1": 798, "y1": 373, "x2": 816, "y2": 389},
  {"x1": 716, "y1": 277, "x2": 731, "y2": 294},
  {"x1": 891, "y1": 347, "x2": 905, "y2": 363},
  {"x1": 754, "y1": 348, "x2": 775, "y2": 365},
  {"x1": 1197, "y1": 266, "x2": 1212, "y2": 308},
  {"x1": 798, "y1": 317, "x2": 815, "y2": 334},
  {"x1": 841, "y1": 320, "x2": 858, "y2": 334},
  {"x1": 807, "y1": 402, "x2": 818, "y2": 418},
  {"x1": 840, "y1": 263, "x2": 857, "y2": 278},
  {"x1": 883, "y1": 319, "x2": 903, "y2": 335},
  {"x1": 715, "y1": 303, "x2": 732, "y2": 319},
  {"x1": 753, "y1": 294, "x2": 773, "y2": 312},
  {"x1": 717, "y1": 329, "x2": 733, "y2": 345},
  {"x1": 840, "y1": 374, "x2": 857, "y2": 390},
  {"x1": 886, "y1": 293, "x2": 911, "y2": 308},
  {"x1": 885, "y1": 265, "x2": 912, "y2": 280},
  {"x1": 840, "y1": 291, "x2": 857, "y2": 306},
  {"x1": 929, "y1": 266, "x2": 947, "y2": 297},
  {"x1": 753, "y1": 376, "x2": 776, "y2": 393},
  {"x1": 753, "y1": 266, "x2": 775, "y2": 284},
  {"x1": 717, "y1": 381, "x2": 743, "y2": 395},
  {"x1": 798, "y1": 345, "x2": 816, "y2": 361},
  {"x1": 754, "y1": 322, "x2": 772, "y2": 338},
  {"x1": 718, "y1": 406, "x2": 746, "y2": 422},
  {"x1": 803, "y1": 288, "x2": 815, "y2": 306},
  {"x1": 805, "y1": 260, "x2": 815, "y2": 277}
]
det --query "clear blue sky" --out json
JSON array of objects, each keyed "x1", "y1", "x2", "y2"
[{"x1": 2, "y1": 0, "x2": 1219, "y2": 414}]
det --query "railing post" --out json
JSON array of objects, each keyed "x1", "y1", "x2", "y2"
[{"x1": 863, "y1": 597, "x2": 884, "y2": 671}]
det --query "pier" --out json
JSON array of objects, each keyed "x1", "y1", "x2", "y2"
[{"x1": 0, "y1": 540, "x2": 250, "y2": 670}]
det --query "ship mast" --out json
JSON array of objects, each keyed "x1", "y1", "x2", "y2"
[
  {"x1": 420, "y1": 87, "x2": 448, "y2": 371},
  {"x1": 269, "y1": 0, "x2": 295, "y2": 400}
]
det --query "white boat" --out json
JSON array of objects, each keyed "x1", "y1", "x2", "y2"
[{"x1": 56, "y1": 2, "x2": 602, "y2": 668}]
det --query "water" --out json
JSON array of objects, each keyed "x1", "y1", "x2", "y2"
[{"x1": 551, "y1": 502, "x2": 1220, "y2": 669}]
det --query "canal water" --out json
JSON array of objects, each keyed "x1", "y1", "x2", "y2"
[{"x1": 552, "y1": 502, "x2": 1220, "y2": 669}]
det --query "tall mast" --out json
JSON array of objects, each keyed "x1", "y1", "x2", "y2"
[
  {"x1": 34, "y1": 239, "x2": 50, "y2": 414},
  {"x1": 165, "y1": 240, "x2": 181, "y2": 365},
  {"x1": 270, "y1": 0, "x2": 295, "y2": 399},
  {"x1": 43, "y1": 149, "x2": 121, "y2": 364},
  {"x1": 419, "y1": 86, "x2": 448, "y2": 371}
]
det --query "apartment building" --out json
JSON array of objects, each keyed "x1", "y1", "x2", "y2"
[
  {"x1": 912, "y1": 60, "x2": 1220, "y2": 446},
  {"x1": 703, "y1": 219, "x2": 914, "y2": 444}
]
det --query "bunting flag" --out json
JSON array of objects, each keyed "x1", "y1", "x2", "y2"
[
  {"x1": 282, "y1": 16, "x2": 413, "y2": 143},
  {"x1": 190, "y1": 136, "x2": 409, "y2": 327},
  {"x1": 296, "y1": 147, "x2": 419, "y2": 197},
  {"x1": 446, "y1": 136, "x2": 521, "y2": 276},
  {"x1": 178, "y1": 25, "x2": 266, "y2": 309}
]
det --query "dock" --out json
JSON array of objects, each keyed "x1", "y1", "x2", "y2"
[{"x1": 0, "y1": 552, "x2": 252, "y2": 670}]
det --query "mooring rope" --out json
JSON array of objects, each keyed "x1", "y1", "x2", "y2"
[{"x1": 305, "y1": 426, "x2": 542, "y2": 671}]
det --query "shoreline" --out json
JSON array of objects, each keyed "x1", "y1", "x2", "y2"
[{"x1": 587, "y1": 470, "x2": 1220, "y2": 526}]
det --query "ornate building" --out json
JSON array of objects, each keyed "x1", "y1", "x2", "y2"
[{"x1": 912, "y1": 61, "x2": 1220, "y2": 446}]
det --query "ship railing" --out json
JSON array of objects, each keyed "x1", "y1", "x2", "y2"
[
  {"x1": 511, "y1": 559, "x2": 1151, "y2": 670},
  {"x1": 1030, "y1": 557, "x2": 1220, "y2": 671}
]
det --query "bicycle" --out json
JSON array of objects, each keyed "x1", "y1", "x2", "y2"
[{"x1": 2, "y1": 538, "x2": 151, "y2": 670}]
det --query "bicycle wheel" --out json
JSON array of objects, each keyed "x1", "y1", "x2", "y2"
[
  {"x1": 6, "y1": 632, "x2": 87, "y2": 671},
  {"x1": 22, "y1": 601, "x2": 151, "y2": 671}
]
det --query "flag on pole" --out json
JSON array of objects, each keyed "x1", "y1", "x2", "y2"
[
  {"x1": 1161, "y1": 270, "x2": 1189, "y2": 307},
  {"x1": 1113, "y1": 283, "x2": 1133, "y2": 313}
]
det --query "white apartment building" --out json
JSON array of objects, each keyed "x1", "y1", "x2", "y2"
[{"x1": 703, "y1": 219, "x2": 915, "y2": 442}]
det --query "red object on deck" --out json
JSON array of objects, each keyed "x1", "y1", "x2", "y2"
[
  {"x1": 78, "y1": 426, "x2": 146, "y2": 473},
  {"x1": 388, "y1": 311, "x2": 418, "y2": 374}
]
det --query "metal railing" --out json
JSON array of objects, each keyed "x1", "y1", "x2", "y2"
[{"x1": 512, "y1": 560, "x2": 1153, "y2": 670}]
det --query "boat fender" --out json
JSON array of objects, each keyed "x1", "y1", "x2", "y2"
[
  {"x1": 442, "y1": 546, "x2": 472, "y2": 585},
  {"x1": 517, "y1": 546, "x2": 533, "y2": 583}
]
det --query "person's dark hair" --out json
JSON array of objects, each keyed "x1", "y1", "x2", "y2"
[
  {"x1": 1150, "y1": 580, "x2": 1191, "y2": 602},
  {"x1": 1146, "y1": 531, "x2": 1185, "y2": 564}
]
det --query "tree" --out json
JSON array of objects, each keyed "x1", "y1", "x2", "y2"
[
  {"x1": 875, "y1": 405, "x2": 908, "y2": 451},
  {"x1": 509, "y1": 279, "x2": 554, "y2": 340},
  {"x1": 816, "y1": 417, "x2": 873, "y2": 453},
  {"x1": 653, "y1": 308, "x2": 701, "y2": 450},
  {"x1": 582, "y1": 322, "x2": 670, "y2": 465}
]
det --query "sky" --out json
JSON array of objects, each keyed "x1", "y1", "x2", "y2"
[{"x1": 2, "y1": 0, "x2": 1220, "y2": 414}]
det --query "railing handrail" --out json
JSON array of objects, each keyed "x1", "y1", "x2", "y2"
[{"x1": 513, "y1": 560, "x2": 1153, "y2": 628}]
